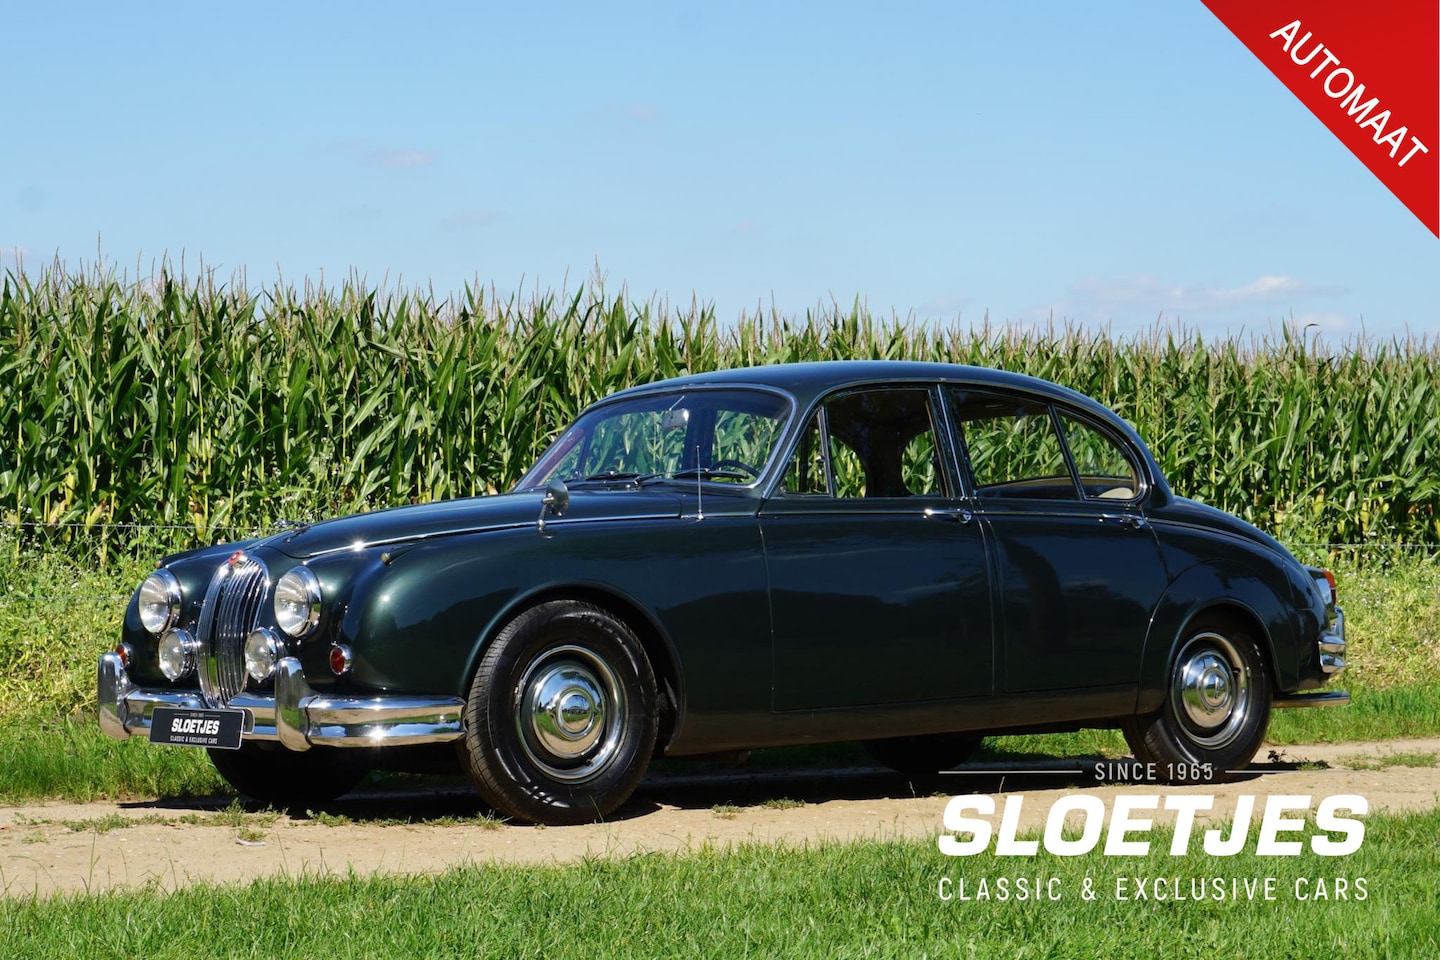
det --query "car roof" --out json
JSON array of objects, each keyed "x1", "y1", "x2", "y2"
[
  {"x1": 609, "y1": 360, "x2": 1106, "y2": 416},
  {"x1": 593, "y1": 360, "x2": 1172, "y2": 501}
]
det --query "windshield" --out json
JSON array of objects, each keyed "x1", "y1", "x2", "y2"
[{"x1": 516, "y1": 388, "x2": 792, "y2": 490}]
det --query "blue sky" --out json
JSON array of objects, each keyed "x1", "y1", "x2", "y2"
[{"x1": 2, "y1": 1, "x2": 1435, "y2": 339}]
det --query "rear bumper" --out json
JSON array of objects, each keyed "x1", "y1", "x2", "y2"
[{"x1": 98, "y1": 652, "x2": 465, "y2": 750}]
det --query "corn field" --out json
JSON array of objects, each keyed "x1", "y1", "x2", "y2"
[{"x1": 1, "y1": 265, "x2": 1437, "y2": 556}]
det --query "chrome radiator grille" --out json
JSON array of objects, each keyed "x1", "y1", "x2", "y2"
[{"x1": 197, "y1": 553, "x2": 269, "y2": 706}]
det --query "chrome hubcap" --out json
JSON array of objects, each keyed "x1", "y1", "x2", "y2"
[
  {"x1": 516, "y1": 645, "x2": 624, "y2": 781},
  {"x1": 1170, "y1": 632, "x2": 1251, "y2": 749}
]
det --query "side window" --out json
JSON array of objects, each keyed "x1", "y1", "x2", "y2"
[
  {"x1": 1061, "y1": 414, "x2": 1140, "y2": 500},
  {"x1": 781, "y1": 388, "x2": 947, "y2": 499},
  {"x1": 950, "y1": 391, "x2": 1077, "y2": 500}
]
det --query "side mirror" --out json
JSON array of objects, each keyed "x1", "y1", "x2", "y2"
[
  {"x1": 538, "y1": 478, "x2": 570, "y2": 533},
  {"x1": 543, "y1": 477, "x2": 570, "y2": 516}
]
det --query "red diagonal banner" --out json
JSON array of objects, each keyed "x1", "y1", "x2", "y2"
[{"x1": 1201, "y1": 1, "x2": 1439, "y2": 237}]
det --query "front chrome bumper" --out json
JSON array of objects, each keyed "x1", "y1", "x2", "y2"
[{"x1": 98, "y1": 652, "x2": 465, "y2": 750}]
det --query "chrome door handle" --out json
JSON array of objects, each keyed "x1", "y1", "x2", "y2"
[
  {"x1": 924, "y1": 507, "x2": 973, "y2": 524},
  {"x1": 1100, "y1": 514, "x2": 1146, "y2": 530}
]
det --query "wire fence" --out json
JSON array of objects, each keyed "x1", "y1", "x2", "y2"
[{"x1": 0, "y1": 522, "x2": 1433, "y2": 612}]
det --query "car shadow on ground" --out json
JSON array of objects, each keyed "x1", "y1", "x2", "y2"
[{"x1": 119, "y1": 751, "x2": 1307, "y2": 824}]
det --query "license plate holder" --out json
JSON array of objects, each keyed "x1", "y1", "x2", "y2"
[{"x1": 149, "y1": 707, "x2": 246, "y2": 750}]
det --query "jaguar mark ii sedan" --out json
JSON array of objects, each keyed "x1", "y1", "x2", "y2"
[{"x1": 99, "y1": 361, "x2": 1348, "y2": 823}]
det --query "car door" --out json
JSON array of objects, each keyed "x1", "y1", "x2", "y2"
[
  {"x1": 945, "y1": 387, "x2": 1168, "y2": 694},
  {"x1": 760, "y1": 385, "x2": 996, "y2": 711}
]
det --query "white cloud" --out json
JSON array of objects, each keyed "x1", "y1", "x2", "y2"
[
  {"x1": 1222, "y1": 274, "x2": 1305, "y2": 300},
  {"x1": 624, "y1": 103, "x2": 660, "y2": 122},
  {"x1": 333, "y1": 140, "x2": 437, "y2": 168},
  {"x1": 369, "y1": 147, "x2": 436, "y2": 168},
  {"x1": 597, "y1": 102, "x2": 662, "y2": 124},
  {"x1": 1065, "y1": 273, "x2": 1343, "y2": 314},
  {"x1": 1292, "y1": 311, "x2": 1356, "y2": 334}
]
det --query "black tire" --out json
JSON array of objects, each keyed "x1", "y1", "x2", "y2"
[
  {"x1": 208, "y1": 743, "x2": 370, "y2": 809},
  {"x1": 457, "y1": 600, "x2": 657, "y2": 825},
  {"x1": 1121, "y1": 616, "x2": 1272, "y2": 782},
  {"x1": 864, "y1": 733, "x2": 983, "y2": 776}
]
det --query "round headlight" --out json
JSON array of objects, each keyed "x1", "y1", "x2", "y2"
[
  {"x1": 138, "y1": 569, "x2": 182, "y2": 635},
  {"x1": 273, "y1": 566, "x2": 322, "y2": 638},
  {"x1": 244, "y1": 628, "x2": 287, "y2": 683},
  {"x1": 158, "y1": 628, "x2": 198, "y2": 681}
]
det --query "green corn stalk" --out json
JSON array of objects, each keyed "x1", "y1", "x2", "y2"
[{"x1": 0, "y1": 262, "x2": 1435, "y2": 565}]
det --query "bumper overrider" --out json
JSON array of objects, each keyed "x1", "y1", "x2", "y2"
[
  {"x1": 98, "y1": 652, "x2": 466, "y2": 750},
  {"x1": 1319, "y1": 606, "x2": 1347, "y2": 674}
]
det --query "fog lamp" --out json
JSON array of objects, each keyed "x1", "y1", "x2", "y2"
[
  {"x1": 157, "y1": 629, "x2": 197, "y2": 681},
  {"x1": 244, "y1": 628, "x2": 287, "y2": 683}
]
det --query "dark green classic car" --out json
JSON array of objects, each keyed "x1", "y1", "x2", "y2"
[{"x1": 99, "y1": 361, "x2": 1348, "y2": 823}]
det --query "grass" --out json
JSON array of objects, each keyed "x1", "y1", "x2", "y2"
[
  {"x1": 1338, "y1": 750, "x2": 1437, "y2": 772},
  {"x1": 760, "y1": 797, "x2": 806, "y2": 810},
  {"x1": 15, "y1": 801, "x2": 510, "y2": 848},
  {"x1": 0, "y1": 719, "x2": 225, "y2": 803},
  {"x1": 2, "y1": 808, "x2": 1437, "y2": 958},
  {"x1": 0, "y1": 547, "x2": 1435, "y2": 804},
  {"x1": 0, "y1": 515, "x2": 1435, "y2": 803}
]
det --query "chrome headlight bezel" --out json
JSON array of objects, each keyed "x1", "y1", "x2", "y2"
[
  {"x1": 138, "y1": 569, "x2": 183, "y2": 636},
  {"x1": 157, "y1": 628, "x2": 199, "y2": 681},
  {"x1": 244, "y1": 628, "x2": 287, "y2": 684},
  {"x1": 273, "y1": 565, "x2": 323, "y2": 639}
]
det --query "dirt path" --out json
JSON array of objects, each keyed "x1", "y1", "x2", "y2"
[{"x1": 4, "y1": 738, "x2": 1438, "y2": 898}]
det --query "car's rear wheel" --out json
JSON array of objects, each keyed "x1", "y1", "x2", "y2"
[
  {"x1": 458, "y1": 600, "x2": 657, "y2": 825},
  {"x1": 1122, "y1": 615, "x2": 1271, "y2": 781},
  {"x1": 208, "y1": 743, "x2": 370, "y2": 809},
  {"x1": 864, "y1": 732, "x2": 983, "y2": 776}
]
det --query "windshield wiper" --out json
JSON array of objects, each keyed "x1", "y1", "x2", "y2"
[
  {"x1": 653, "y1": 468, "x2": 752, "y2": 482},
  {"x1": 565, "y1": 471, "x2": 647, "y2": 487}
]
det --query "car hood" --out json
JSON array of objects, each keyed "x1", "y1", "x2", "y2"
[{"x1": 268, "y1": 489, "x2": 684, "y2": 559}]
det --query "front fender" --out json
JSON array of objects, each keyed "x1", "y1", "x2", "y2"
[{"x1": 1135, "y1": 559, "x2": 1301, "y2": 715}]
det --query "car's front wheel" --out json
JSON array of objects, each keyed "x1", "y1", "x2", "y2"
[
  {"x1": 208, "y1": 743, "x2": 370, "y2": 809},
  {"x1": 457, "y1": 600, "x2": 657, "y2": 825},
  {"x1": 1122, "y1": 616, "x2": 1272, "y2": 781}
]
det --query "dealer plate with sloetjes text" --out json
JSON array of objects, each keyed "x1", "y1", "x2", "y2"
[{"x1": 149, "y1": 707, "x2": 246, "y2": 750}]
